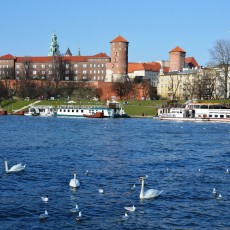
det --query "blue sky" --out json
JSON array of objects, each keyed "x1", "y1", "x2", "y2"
[{"x1": 1, "y1": 0, "x2": 230, "y2": 66}]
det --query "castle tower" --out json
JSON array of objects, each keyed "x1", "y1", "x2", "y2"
[
  {"x1": 109, "y1": 35, "x2": 129, "y2": 82},
  {"x1": 169, "y1": 46, "x2": 186, "y2": 71},
  {"x1": 48, "y1": 32, "x2": 60, "y2": 56},
  {"x1": 65, "y1": 47, "x2": 72, "y2": 56}
]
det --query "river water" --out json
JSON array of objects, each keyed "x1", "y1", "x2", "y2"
[{"x1": 0, "y1": 116, "x2": 230, "y2": 229}]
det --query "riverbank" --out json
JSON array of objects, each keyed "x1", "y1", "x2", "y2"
[{"x1": 1, "y1": 99, "x2": 161, "y2": 117}]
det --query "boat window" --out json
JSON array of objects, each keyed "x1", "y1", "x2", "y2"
[
  {"x1": 215, "y1": 115, "x2": 218, "y2": 118},
  {"x1": 220, "y1": 115, "x2": 224, "y2": 118},
  {"x1": 200, "y1": 105, "x2": 208, "y2": 109},
  {"x1": 64, "y1": 110, "x2": 66, "y2": 112},
  {"x1": 68, "y1": 110, "x2": 70, "y2": 112},
  {"x1": 72, "y1": 110, "x2": 74, "y2": 112},
  {"x1": 81, "y1": 110, "x2": 83, "y2": 113},
  {"x1": 194, "y1": 105, "x2": 200, "y2": 109},
  {"x1": 227, "y1": 115, "x2": 230, "y2": 118},
  {"x1": 76, "y1": 110, "x2": 78, "y2": 112},
  {"x1": 209, "y1": 115, "x2": 212, "y2": 117}
]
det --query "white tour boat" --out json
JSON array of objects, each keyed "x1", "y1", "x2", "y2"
[
  {"x1": 54, "y1": 100, "x2": 129, "y2": 118},
  {"x1": 158, "y1": 100, "x2": 230, "y2": 122}
]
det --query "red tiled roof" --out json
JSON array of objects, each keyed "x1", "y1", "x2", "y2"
[
  {"x1": 0, "y1": 54, "x2": 15, "y2": 60},
  {"x1": 111, "y1": 35, "x2": 128, "y2": 43},
  {"x1": 15, "y1": 53, "x2": 109, "y2": 63},
  {"x1": 185, "y1": 56, "x2": 200, "y2": 68},
  {"x1": 92, "y1": 52, "x2": 110, "y2": 58},
  {"x1": 163, "y1": 67, "x2": 170, "y2": 73},
  {"x1": 169, "y1": 46, "x2": 186, "y2": 53},
  {"x1": 128, "y1": 62, "x2": 161, "y2": 73}
]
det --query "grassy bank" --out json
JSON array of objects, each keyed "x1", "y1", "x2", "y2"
[
  {"x1": 1, "y1": 99, "x2": 163, "y2": 117},
  {"x1": 2, "y1": 99, "x2": 230, "y2": 117}
]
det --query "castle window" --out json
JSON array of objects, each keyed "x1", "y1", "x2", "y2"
[
  {"x1": 74, "y1": 64, "x2": 78, "y2": 67},
  {"x1": 41, "y1": 64, "x2": 45, "y2": 69},
  {"x1": 83, "y1": 64, "x2": 87, "y2": 68},
  {"x1": 66, "y1": 64, "x2": 69, "y2": 68},
  {"x1": 42, "y1": 71, "x2": 45, "y2": 74},
  {"x1": 33, "y1": 71, "x2": 37, "y2": 75}
]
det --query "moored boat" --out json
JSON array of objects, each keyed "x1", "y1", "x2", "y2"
[
  {"x1": 11, "y1": 110, "x2": 25, "y2": 115},
  {"x1": 158, "y1": 100, "x2": 230, "y2": 122},
  {"x1": 25, "y1": 106, "x2": 54, "y2": 117},
  {"x1": 54, "y1": 100, "x2": 129, "y2": 118},
  {"x1": 0, "y1": 109, "x2": 7, "y2": 115}
]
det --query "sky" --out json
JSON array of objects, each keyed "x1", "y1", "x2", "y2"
[{"x1": 1, "y1": 0, "x2": 230, "y2": 67}]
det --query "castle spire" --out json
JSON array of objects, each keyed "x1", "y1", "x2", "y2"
[
  {"x1": 48, "y1": 32, "x2": 60, "y2": 56},
  {"x1": 77, "y1": 47, "x2": 81, "y2": 56}
]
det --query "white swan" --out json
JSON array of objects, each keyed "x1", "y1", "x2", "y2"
[
  {"x1": 39, "y1": 210, "x2": 48, "y2": 219},
  {"x1": 121, "y1": 212, "x2": 129, "y2": 221},
  {"x1": 130, "y1": 184, "x2": 136, "y2": 191},
  {"x1": 69, "y1": 171, "x2": 80, "y2": 188},
  {"x1": 5, "y1": 159, "x2": 26, "y2": 173},
  {"x1": 70, "y1": 204, "x2": 79, "y2": 213},
  {"x1": 213, "y1": 188, "x2": 217, "y2": 195},
  {"x1": 41, "y1": 195, "x2": 48, "y2": 202},
  {"x1": 76, "y1": 211, "x2": 82, "y2": 221},
  {"x1": 98, "y1": 188, "x2": 104, "y2": 194},
  {"x1": 139, "y1": 176, "x2": 163, "y2": 199},
  {"x1": 124, "y1": 205, "x2": 136, "y2": 212}
]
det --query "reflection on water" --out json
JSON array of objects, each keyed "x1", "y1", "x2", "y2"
[{"x1": 0, "y1": 116, "x2": 230, "y2": 229}]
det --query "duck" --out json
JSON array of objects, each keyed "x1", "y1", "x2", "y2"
[
  {"x1": 139, "y1": 176, "x2": 163, "y2": 199},
  {"x1": 70, "y1": 204, "x2": 79, "y2": 213},
  {"x1": 69, "y1": 171, "x2": 80, "y2": 188},
  {"x1": 124, "y1": 205, "x2": 136, "y2": 212},
  {"x1": 39, "y1": 210, "x2": 48, "y2": 220},
  {"x1": 41, "y1": 195, "x2": 48, "y2": 202},
  {"x1": 76, "y1": 211, "x2": 82, "y2": 222},
  {"x1": 226, "y1": 169, "x2": 229, "y2": 174},
  {"x1": 5, "y1": 159, "x2": 26, "y2": 173}
]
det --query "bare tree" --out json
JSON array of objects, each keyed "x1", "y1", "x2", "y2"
[
  {"x1": 209, "y1": 39, "x2": 230, "y2": 99},
  {"x1": 111, "y1": 76, "x2": 134, "y2": 100},
  {"x1": 168, "y1": 74, "x2": 181, "y2": 100},
  {"x1": 0, "y1": 66, "x2": 15, "y2": 97},
  {"x1": 141, "y1": 80, "x2": 157, "y2": 100},
  {"x1": 49, "y1": 55, "x2": 67, "y2": 91}
]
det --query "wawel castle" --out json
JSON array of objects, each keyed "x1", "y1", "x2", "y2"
[{"x1": 0, "y1": 33, "x2": 202, "y2": 100}]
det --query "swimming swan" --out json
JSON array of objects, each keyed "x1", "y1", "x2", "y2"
[
  {"x1": 39, "y1": 210, "x2": 48, "y2": 220},
  {"x1": 70, "y1": 204, "x2": 79, "y2": 213},
  {"x1": 69, "y1": 171, "x2": 80, "y2": 188},
  {"x1": 76, "y1": 211, "x2": 82, "y2": 222},
  {"x1": 139, "y1": 176, "x2": 163, "y2": 199},
  {"x1": 41, "y1": 196, "x2": 48, "y2": 202},
  {"x1": 5, "y1": 159, "x2": 26, "y2": 173},
  {"x1": 124, "y1": 205, "x2": 136, "y2": 212}
]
